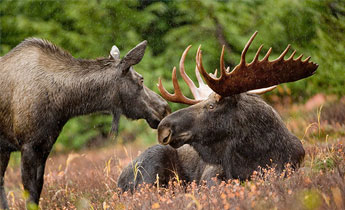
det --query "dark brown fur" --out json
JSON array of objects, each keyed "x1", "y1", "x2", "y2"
[
  {"x1": 158, "y1": 93, "x2": 305, "y2": 181},
  {"x1": 0, "y1": 39, "x2": 170, "y2": 209},
  {"x1": 117, "y1": 144, "x2": 224, "y2": 192},
  {"x1": 119, "y1": 92, "x2": 306, "y2": 192}
]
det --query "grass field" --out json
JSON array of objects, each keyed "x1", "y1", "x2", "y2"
[{"x1": 3, "y1": 95, "x2": 345, "y2": 210}]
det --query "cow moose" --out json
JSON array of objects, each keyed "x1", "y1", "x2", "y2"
[
  {"x1": 116, "y1": 31, "x2": 318, "y2": 192},
  {"x1": 0, "y1": 39, "x2": 170, "y2": 208},
  {"x1": 157, "y1": 31, "x2": 318, "y2": 181},
  {"x1": 117, "y1": 144, "x2": 224, "y2": 192}
]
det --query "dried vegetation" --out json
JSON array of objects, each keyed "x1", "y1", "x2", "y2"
[{"x1": 4, "y1": 97, "x2": 345, "y2": 210}]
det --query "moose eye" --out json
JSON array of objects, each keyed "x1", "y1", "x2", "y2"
[
  {"x1": 140, "y1": 78, "x2": 144, "y2": 85},
  {"x1": 208, "y1": 104, "x2": 215, "y2": 110}
]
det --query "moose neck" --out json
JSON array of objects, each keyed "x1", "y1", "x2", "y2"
[{"x1": 51, "y1": 59, "x2": 120, "y2": 119}]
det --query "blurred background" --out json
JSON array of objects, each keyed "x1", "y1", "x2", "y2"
[{"x1": 1, "y1": 0, "x2": 344, "y2": 152}]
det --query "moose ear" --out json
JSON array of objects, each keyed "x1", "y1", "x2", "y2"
[
  {"x1": 110, "y1": 45, "x2": 120, "y2": 59},
  {"x1": 117, "y1": 40, "x2": 147, "y2": 72}
]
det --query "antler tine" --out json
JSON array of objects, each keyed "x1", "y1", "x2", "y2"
[
  {"x1": 195, "y1": 66, "x2": 205, "y2": 87},
  {"x1": 287, "y1": 50, "x2": 296, "y2": 60},
  {"x1": 296, "y1": 54, "x2": 304, "y2": 61},
  {"x1": 262, "y1": 47, "x2": 272, "y2": 61},
  {"x1": 240, "y1": 31, "x2": 258, "y2": 66},
  {"x1": 212, "y1": 69, "x2": 218, "y2": 77},
  {"x1": 275, "y1": 44, "x2": 291, "y2": 61},
  {"x1": 158, "y1": 67, "x2": 200, "y2": 105},
  {"x1": 247, "y1": 86, "x2": 277, "y2": 95},
  {"x1": 179, "y1": 45, "x2": 200, "y2": 99},
  {"x1": 179, "y1": 45, "x2": 213, "y2": 100},
  {"x1": 194, "y1": 66, "x2": 214, "y2": 99},
  {"x1": 220, "y1": 45, "x2": 227, "y2": 78},
  {"x1": 196, "y1": 31, "x2": 318, "y2": 97},
  {"x1": 158, "y1": 45, "x2": 216, "y2": 105},
  {"x1": 251, "y1": 44, "x2": 263, "y2": 64},
  {"x1": 303, "y1": 56, "x2": 311, "y2": 63},
  {"x1": 196, "y1": 45, "x2": 220, "y2": 87}
]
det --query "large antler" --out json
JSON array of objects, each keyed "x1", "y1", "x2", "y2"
[
  {"x1": 158, "y1": 46, "x2": 213, "y2": 105},
  {"x1": 196, "y1": 31, "x2": 318, "y2": 96}
]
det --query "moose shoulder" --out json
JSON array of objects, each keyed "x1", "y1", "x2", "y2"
[
  {"x1": 0, "y1": 39, "x2": 170, "y2": 208},
  {"x1": 158, "y1": 31, "x2": 318, "y2": 181}
]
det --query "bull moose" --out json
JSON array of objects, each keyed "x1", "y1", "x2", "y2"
[
  {"x1": 158, "y1": 31, "x2": 318, "y2": 180},
  {"x1": 0, "y1": 39, "x2": 170, "y2": 208},
  {"x1": 118, "y1": 31, "x2": 318, "y2": 191}
]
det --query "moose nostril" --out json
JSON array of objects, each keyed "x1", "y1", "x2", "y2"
[
  {"x1": 162, "y1": 134, "x2": 170, "y2": 144},
  {"x1": 158, "y1": 127, "x2": 172, "y2": 145}
]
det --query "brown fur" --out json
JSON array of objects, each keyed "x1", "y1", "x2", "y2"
[
  {"x1": 117, "y1": 144, "x2": 224, "y2": 192},
  {"x1": 158, "y1": 93, "x2": 305, "y2": 181},
  {"x1": 0, "y1": 39, "x2": 170, "y2": 208}
]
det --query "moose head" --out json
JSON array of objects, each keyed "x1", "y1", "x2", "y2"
[
  {"x1": 157, "y1": 31, "x2": 318, "y2": 180},
  {"x1": 107, "y1": 41, "x2": 171, "y2": 131}
]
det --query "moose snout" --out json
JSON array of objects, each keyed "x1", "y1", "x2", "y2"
[
  {"x1": 148, "y1": 102, "x2": 171, "y2": 129},
  {"x1": 158, "y1": 98, "x2": 171, "y2": 118},
  {"x1": 156, "y1": 101, "x2": 171, "y2": 121},
  {"x1": 163, "y1": 103, "x2": 172, "y2": 117},
  {"x1": 158, "y1": 126, "x2": 172, "y2": 145}
]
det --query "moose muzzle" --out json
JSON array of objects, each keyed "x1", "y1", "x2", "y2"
[{"x1": 158, "y1": 126, "x2": 172, "y2": 145}]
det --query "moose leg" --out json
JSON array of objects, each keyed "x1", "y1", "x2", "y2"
[
  {"x1": 35, "y1": 150, "x2": 50, "y2": 198},
  {"x1": 21, "y1": 142, "x2": 52, "y2": 207},
  {"x1": 0, "y1": 152, "x2": 10, "y2": 210},
  {"x1": 21, "y1": 145, "x2": 42, "y2": 206}
]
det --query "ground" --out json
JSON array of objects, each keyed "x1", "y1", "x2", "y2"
[{"x1": 3, "y1": 95, "x2": 345, "y2": 210}]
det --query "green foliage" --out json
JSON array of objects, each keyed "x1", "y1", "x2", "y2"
[
  {"x1": 313, "y1": 156, "x2": 336, "y2": 172},
  {"x1": 298, "y1": 189, "x2": 323, "y2": 210},
  {"x1": 1, "y1": 0, "x2": 344, "y2": 151},
  {"x1": 54, "y1": 114, "x2": 112, "y2": 152}
]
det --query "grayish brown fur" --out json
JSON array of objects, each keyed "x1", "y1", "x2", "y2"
[
  {"x1": 117, "y1": 144, "x2": 224, "y2": 192},
  {"x1": 0, "y1": 38, "x2": 170, "y2": 209},
  {"x1": 158, "y1": 93, "x2": 305, "y2": 181}
]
